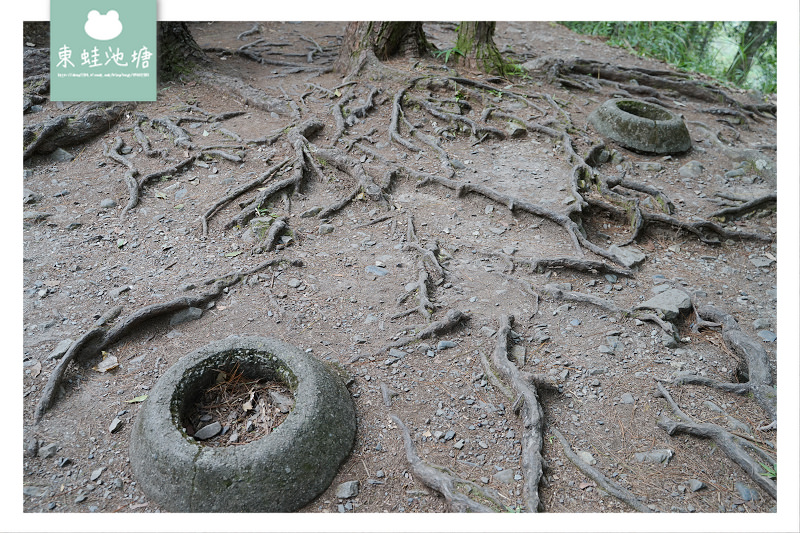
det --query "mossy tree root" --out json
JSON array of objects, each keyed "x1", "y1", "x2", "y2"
[
  {"x1": 23, "y1": 103, "x2": 132, "y2": 159},
  {"x1": 709, "y1": 193, "x2": 776, "y2": 222},
  {"x1": 585, "y1": 195, "x2": 773, "y2": 245}
]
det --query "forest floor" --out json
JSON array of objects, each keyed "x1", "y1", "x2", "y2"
[{"x1": 22, "y1": 20, "x2": 781, "y2": 523}]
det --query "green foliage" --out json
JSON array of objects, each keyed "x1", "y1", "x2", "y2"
[
  {"x1": 504, "y1": 504, "x2": 522, "y2": 513},
  {"x1": 433, "y1": 46, "x2": 465, "y2": 65},
  {"x1": 760, "y1": 462, "x2": 777, "y2": 480},
  {"x1": 559, "y1": 21, "x2": 776, "y2": 94},
  {"x1": 501, "y1": 61, "x2": 530, "y2": 79}
]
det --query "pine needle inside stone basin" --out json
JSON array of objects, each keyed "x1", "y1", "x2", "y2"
[
  {"x1": 182, "y1": 363, "x2": 295, "y2": 446},
  {"x1": 129, "y1": 336, "x2": 355, "y2": 512},
  {"x1": 589, "y1": 98, "x2": 691, "y2": 154}
]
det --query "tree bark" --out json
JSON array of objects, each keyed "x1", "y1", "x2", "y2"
[
  {"x1": 157, "y1": 22, "x2": 209, "y2": 81},
  {"x1": 334, "y1": 22, "x2": 429, "y2": 75},
  {"x1": 455, "y1": 22, "x2": 506, "y2": 74}
]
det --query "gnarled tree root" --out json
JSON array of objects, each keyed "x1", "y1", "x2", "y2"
[
  {"x1": 226, "y1": 119, "x2": 323, "y2": 230},
  {"x1": 34, "y1": 257, "x2": 298, "y2": 423},
  {"x1": 552, "y1": 428, "x2": 653, "y2": 513},
  {"x1": 351, "y1": 309, "x2": 467, "y2": 363},
  {"x1": 251, "y1": 216, "x2": 289, "y2": 254},
  {"x1": 655, "y1": 383, "x2": 776, "y2": 500},
  {"x1": 673, "y1": 305, "x2": 776, "y2": 427},
  {"x1": 390, "y1": 414, "x2": 505, "y2": 512},
  {"x1": 200, "y1": 158, "x2": 291, "y2": 237},
  {"x1": 543, "y1": 284, "x2": 624, "y2": 316},
  {"x1": 586, "y1": 195, "x2": 772, "y2": 245},
  {"x1": 709, "y1": 193, "x2": 777, "y2": 222},
  {"x1": 488, "y1": 315, "x2": 546, "y2": 512},
  {"x1": 23, "y1": 103, "x2": 133, "y2": 159}
]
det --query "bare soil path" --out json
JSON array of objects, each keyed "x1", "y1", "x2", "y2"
[{"x1": 22, "y1": 21, "x2": 779, "y2": 520}]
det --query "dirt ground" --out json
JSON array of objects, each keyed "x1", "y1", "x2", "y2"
[{"x1": 21, "y1": 20, "x2": 783, "y2": 527}]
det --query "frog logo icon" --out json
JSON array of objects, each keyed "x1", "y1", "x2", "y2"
[{"x1": 84, "y1": 10, "x2": 123, "y2": 41}]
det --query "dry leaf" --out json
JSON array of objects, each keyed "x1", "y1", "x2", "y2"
[
  {"x1": 243, "y1": 391, "x2": 255, "y2": 412},
  {"x1": 124, "y1": 395, "x2": 148, "y2": 403},
  {"x1": 94, "y1": 354, "x2": 119, "y2": 373}
]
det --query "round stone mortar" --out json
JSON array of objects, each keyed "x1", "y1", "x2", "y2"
[
  {"x1": 129, "y1": 336, "x2": 356, "y2": 512},
  {"x1": 588, "y1": 98, "x2": 691, "y2": 154}
]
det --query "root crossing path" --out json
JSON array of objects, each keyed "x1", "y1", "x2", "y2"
[{"x1": 23, "y1": 22, "x2": 778, "y2": 515}]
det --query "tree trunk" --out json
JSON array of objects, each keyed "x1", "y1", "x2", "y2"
[
  {"x1": 334, "y1": 21, "x2": 429, "y2": 75},
  {"x1": 157, "y1": 22, "x2": 208, "y2": 81},
  {"x1": 695, "y1": 21, "x2": 716, "y2": 60},
  {"x1": 455, "y1": 22, "x2": 506, "y2": 75},
  {"x1": 725, "y1": 21, "x2": 775, "y2": 85}
]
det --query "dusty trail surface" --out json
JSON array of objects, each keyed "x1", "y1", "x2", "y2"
[{"x1": 22, "y1": 21, "x2": 778, "y2": 515}]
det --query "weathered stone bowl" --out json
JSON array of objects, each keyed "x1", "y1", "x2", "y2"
[
  {"x1": 588, "y1": 98, "x2": 691, "y2": 154},
  {"x1": 129, "y1": 336, "x2": 356, "y2": 512}
]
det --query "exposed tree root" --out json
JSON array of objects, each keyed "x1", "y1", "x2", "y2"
[
  {"x1": 487, "y1": 315, "x2": 545, "y2": 512},
  {"x1": 350, "y1": 309, "x2": 467, "y2": 363},
  {"x1": 585, "y1": 194, "x2": 772, "y2": 245},
  {"x1": 251, "y1": 216, "x2": 289, "y2": 254},
  {"x1": 391, "y1": 216, "x2": 448, "y2": 321},
  {"x1": 152, "y1": 117, "x2": 194, "y2": 149},
  {"x1": 200, "y1": 158, "x2": 292, "y2": 237},
  {"x1": 390, "y1": 414, "x2": 505, "y2": 512},
  {"x1": 655, "y1": 383, "x2": 776, "y2": 500},
  {"x1": 23, "y1": 103, "x2": 133, "y2": 159},
  {"x1": 103, "y1": 137, "x2": 140, "y2": 217},
  {"x1": 393, "y1": 268, "x2": 435, "y2": 321},
  {"x1": 672, "y1": 306, "x2": 776, "y2": 426},
  {"x1": 313, "y1": 145, "x2": 386, "y2": 205},
  {"x1": 99, "y1": 125, "x2": 199, "y2": 218},
  {"x1": 237, "y1": 23, "x2": 261, "y2": 41},
  {"x1": 198, "y1": 71, "x2": 293, "y2": 115},
  {"x1": 550, "y1": 59, "x2": 769, "y2": 115},
  {"x1": 389, "y1": 81, "x2": 424, "y2": 152},
  {"x1": 226, "y1": 119, "x2": 323, "y2": 229},
  {"x1": 407, "y1": 166, "x2": 621, "y2": 265},
  {"x1": 519, "y1": 257, "x2": 632, "y2": 278},
  {"x1": 552, "y1": 428, "x2": 653, "y2": 513},
  {"x1": 35, "y1": 257, "x2": 299, "y2": 422},
  {"x1": 709, "y1": 192, "x2": 777, "y2": 222},
  {"x1": 543, "y1": 284, "x2": 624, "y2": 316}
]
